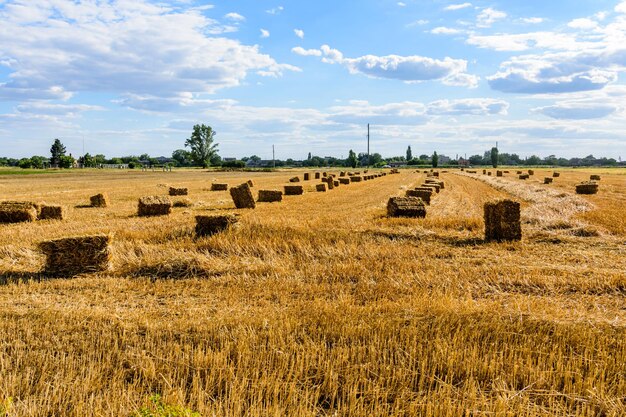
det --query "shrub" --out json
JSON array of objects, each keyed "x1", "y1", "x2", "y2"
[{"x1": 222, "y1": 160, "x2": 245, "y2": 168}]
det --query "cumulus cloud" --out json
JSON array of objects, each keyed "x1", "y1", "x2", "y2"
[
  {"x1": 467, "y1": 32, "x2": 593, "y2": 52},
  {"x1": 533, "y1": 103, "x2": 617, "y2": 119},
  {"x1": 294, "y1": 29, "x2": 304, "y2": 39},
  {"x1": 444, "y1": 3, "x2": 472, "y2": 11},
  {"x1": 15, "y1": 102, "x2": 103, "y2": 116},
  {"x1": 0, "y1": 1, "x2": 298, "y2": 101},
  {"x1": 224, "y1": 12, "x2": 245, "y2": 21},
  {"x1": 260, "y1": 29, "x2": 270, "y2": 38},
  {"x1": 520, "y1": 17, "x2": 544, "y2": 24},
  {"x1": 616, "y1": 1, "x2": 626, "y2": 13},
  {"x1": 431, "y1": 27, "x2": 463, "y2": 35},
  {"x1": 292, "y1": 47, "x2": 322, "y2": 57},
  {"x1": 314, "y1": 45, "x2": 479, "y2": 87},
  {"x1": 426, "y1": 99, "x2": 509, "y2": 115},
  {"x1": 567, "y1": 18, "x2": 598, "y2": 30},
  {"x1": 476, "y1": 8, "x2": 507, "y2": 28}
]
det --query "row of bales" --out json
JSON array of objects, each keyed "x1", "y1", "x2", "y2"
[
  {"x1": 467, "y1": 168, "x2": 601, "y2": 195},
  {"x1": 387, "y1": 171, "x2": 445, "y2": 218},
  {"x1": 1, "y1": 170, "x2": 398, "y2": 277}
]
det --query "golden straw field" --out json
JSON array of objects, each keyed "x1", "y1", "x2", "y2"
[{"x1": 0, "y1": 167, "x2": 625, "y2": 416}]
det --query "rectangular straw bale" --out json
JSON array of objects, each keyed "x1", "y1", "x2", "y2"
[
  {"x1": 303, "y1": 173, "x2": 310, "y2": 181},
  {"x1": 40, "y1": 234, "x2": 111, "y2": 276},
  {"x1": 350, "y1": 176, "x2": 363, "y2": 182},
  {"x1": 590, "y1": 175, "x2": 601, "y2": 181},
  {"x1": 90, "y1": 193, "x2": 108, "y2": 207},
  {"x1": 483, "y1": 169, "x2": 487, "y2": 175},
  {"x1": 339, "y1": 171, "x2": 346, "y2": 177},
  {"x1": 339, "y1": 178, "x2": 351, "y2": 185},
  {"x1": 324, "y1": 177, "x2": 335, "y2": 190},
  {"x1": 0, "y1": 201, "x2": 38, "y2": 223},
  {"x1": 316, "y1": 183, "x2": 327, "y2": 192},
  {"x1": 230, "y1": 183, "x2": 256, "y2": 209},
  {"x1": 497, "y1": 171, "x2": 503, "y2": 177},
  {"x1": 211, "y1": 183, "x2": 228, "y2": 191},
  {"x1": 289, "y1": 176, "x2": 300, "y2": 183},
  {"x1": 487, "y1": 172, "x2": 492, "y2": 176},
  {"x1": 519, "y1": 174, "x2": 529, "y2": 180},
  {"x1": 211, "y1": 182, "x2": 228, "y2": 191},
  {"x1": 387, "y1": 197, "x2": 426, "y2": 218},
  {"x1": 552, "y1": 172, "x2": 560, "y2": 177},
  {"x1": 528, "y1": 170, "x2": 534, "y2": 175},
  {"x1": 333, "y1": 180, "x2": 340, "y2": 187},
  {"x1": 315, "y1": 172, "x2": 321, "y2": 179},
  {"x1": 168, "y1": 187, "x2": 188, "y2": 196},
  {"x1": 247, "y1": 180, "x2": 254, "y2": 187},
  {"x1": 406, "y1": 189, "x2": 432, "y2": 204},
  {"x1": 138, "y1": 195, "x2": 172, "y2": 216},
  {"x1": 258, "y1": 190, "x2": 282, "y2": 202},
  {"x1": 38, "y1": 205, "x2": 63, "y2": 220},
  {"x1": 195, "y1": 214, "x2": 238, "y2": 237},
  {"x1": 484, "y1": 200, "x2": 521, "y2": 242},
  {"x1": 544, "y1": 177, "x2": 553, "y2": 184},
  {"x1": 576, "y1": 182, "x2": 599, "y2": 195},
  {"x1": 422, "y1": 183, "x2": 440, "y2": 193},
  {"x1": 284, "y1": 185, "x2": 304, "y2": 195}
]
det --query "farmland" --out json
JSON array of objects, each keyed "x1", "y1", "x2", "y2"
[{"x1": 0, "y1": 168, "x2": 625, "y2": 416}]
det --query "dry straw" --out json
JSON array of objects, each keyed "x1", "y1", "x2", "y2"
[
  {"x1": 257, "y1": 190, "x2": 283, "y2": 202},
  {"x1": 339, "y1": 178, "x2": 351, "y2": 185},
  {"x1": 39, "y1": 234, "x2": 111, "y2": 277},
  {"x1": 247, "y1": 180, "x2": 254, "y2": 187},
  {"x1": 387, "y1": 197, "x2": 426, "y2": 218},
  {"x1": 211, "y1": 183, "x2": 228, "y2": 191},
  {"x1": 497, "y1": 171, "x2": 503, "y2": 177},
  {"x1": 576, "y1": 182, "x2": 599, "y2": 195},
  {"x1": 553, "y1": 172, "x2": 561, "y2": 178},
  {"x1": 350, "y1": 176, "x2": 363, "y2": 182},
  {"x1": 484, "y1": 200, "x2": 522, "y2": 242},
  {"x1": 138, "y1": 196, "x2": 172, "y2": 216},
  {"x1": 230, "y1": 183, "x2": 256, "y2": 209},
  {"x1": 303, "y1": 173, "x2": 310, "y2": 181},
  {"x1": 316, "y1": 183, "x2": 327, "y2": 192},
  {"x1": 168, "y1": 187, "x2": 188, "y2": 196},
  {"x1": 406, "y1": 189, "x2": 432, "y2": 204},
  {"x1": 38, "y1": 204, "x2": 63, "y2": 220},
  {"x1": 195, "y1": 214, "x2": 238, "y2": 237},
  {"x1": 284, "y1": 185, "x2": 304, "y2": 195},
  {"x1": 544, "y1": 177, "x2": 554, "y2": 184},
  {"x1": 590, "y1": 175, "x2": 601, "y2": 181},
  {"x1": 90, "y1": 193, "x2": 108, "y2": 208},
  {"x1": 0, "y1": 201, "x2": 39, "y2": 223},
  {"x1": 289, "y1": 176, "x2": 300, "y2": 183}
]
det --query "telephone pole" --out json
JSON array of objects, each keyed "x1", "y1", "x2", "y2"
[
  {"x1": 272, "y1": 145, "x2": 275, "y2": 168},
  {"x1": 367, "y1": 123, "x2": 370, "y2": 167}
]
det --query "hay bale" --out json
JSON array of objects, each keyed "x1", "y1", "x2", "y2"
[
  {"x1": 315, "y1": 172, "x2": 321, "y2": 179},
  {"x1": 425, "y1": 179, "x2": 445, "y2": 190},
  {"x1": 504, "y1": 171, "x2": 510, "y2": 173},
  {"x1": 544, "y1": 177, "x2": 553, "y2": 184},
  {"x1": 553, "y1": 172, "x2": 560, "y2": 178},
  {"x1": 323, "y1": 172, "x2": 328, "y2": 177},
  {"x1": 289, "y1": 176, "x2": 300, "y2": 183},
  {"x1": 211, "y1": 183, "x2": 228, "y2": 191},
  {"x1": 387, "y1": 197, "x2": 426, "y2": 218},
  {"x1": 519, "y1": 174, "x2": 529, "y2": 180},
  {"x1": 487, "y1": 172, "x2": 492, "y2": 176},
  {"x1": 138, "y1": 196, "x2": 172, "y2": 216},
  {"x1": 350, "y1": 176, "x2": 363, "y2": 182},
  {"x1": 38, "y1": 205, "x2": 63, "y2": 220},
  {"x1": 422, "y1": 183, "x2": 440, "y2": 193},
  {"x1": 90, "y1": 193, "x2": 108, "y2": 208},
  {"x1": 528, "y1": 170, "x2": 534, "y2": 176},
  {"x1": 576, "y1": 182, "x2": 599, "y2": 195},
  {"x1": 516, "y1": 171, "x2": 523, "y2": 175},
  {"x1": 284, "y1": 185, "x2": 304, "y2": 195},
  {"x1": 324, "y1": 177, "x2": 335, "y2": 190},
  {"x1": 590, "y1": 175, "x2": 601, "y2": 181},
  {"x1": 258, "y1": 190, "x2": 282, "y2": 202},
  {"x1": 247, "y1": 180, "x2": 254, "y2": 187},
  {"x1": 497, "y1": 171, "x2": 503, "y2": 177},
  {"x1": 339, "y1": 178, "x2": 351, "y2": 185},
  {"x1": 0, "y1": 201, "x2": 38, "y2": 223},
  {"x1": 230, "y1": 183, "x2": 256, "y2": 209},
  {"x1": 333, "y1": 180, "x2": 340, "y2": 187},
  {"x1": 303, "y1": 173, "x2": 310, "y2": 181},
  {"x1": 484, "y1": 200, "x2": 522, "y2": 242},
  {"x1": 339, "y1": 171, "x2": 346, "y2": 177},
  {"x1": 316, "y1": 183, "x2": 327, "y2": 192},
  {"x1": 482, "y1": 169, "x2": 487, "y2": 175},
  {"x1": 40, "y1": 235, "x2": 111, "y2": 277},
  {"x1": 173, "y1": 199, "x2": 193, "y2": 208},
  {"x1": 195, "y1": 214, "x2": 238, "y2": 237},
  {"x1": 169, "y1": 187, "x2": 188, "y2": 196},
  {"x1": 406, "y1": 189, "x2": 432, "y2": 204}
]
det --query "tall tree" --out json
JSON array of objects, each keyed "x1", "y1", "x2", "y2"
[
  {"x1": 432, "y1": 151, "x2": 439, "y2": 168},
  {"x1": 346, "y1": 149, "x2": 358, "y2": 168},
  {"x1": 490, "y1": 147, "x2": 499, "y2": 168},
  {"x1": 185, "y1": 124, "x2": 219, "y2": 168},
  {"x1": 406, "y1": 145, "x2": 412, "y2": 161},
  {"x1": 50, "y1": 138, "x2": 66, "y2": 167}
]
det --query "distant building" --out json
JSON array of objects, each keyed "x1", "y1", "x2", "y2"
[
  {"x1": 389, "y1": 161, "x2": 407, "y2": 168},
  {"x1": 223, "y1": 157, "x2": 237, "y2": 162},
  {"x1": 246, "y1": 159, "x2": 274, "y2": 167}
]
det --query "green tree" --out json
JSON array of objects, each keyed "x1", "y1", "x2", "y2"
[
  {"x1": 406, "y1": 145, "x2": 412, "y2": 161},
  {"x1": 490, "y1": 147, "x2": 499, "y2": 168},
  {"x1": 172, "y1": 149, "x2": 193, "y2": 167},
  {"x1": 185, "y1": 124, "x2": 219, "y2": 168},
  {"x1": 432, "y1": 151, "x2": 439, "y2": 168},
  {"x1": 50, "y1": 138, "x2": 66, "y2": 167},
  {"x1": 346, "y1": 150, "x2": 358, "y2": 168},
  {"x1": 59, "y1": 155, "x2": 75, "y2": 169}
]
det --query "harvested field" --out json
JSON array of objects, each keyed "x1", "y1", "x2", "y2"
[
  {"x1": 138, "y1": 195, "x2": 172, "y2": 216},
  {"x1": 0, "y1": 168, "x2": 624, "y2": 416},
  {"x1": 38, "y1": 204, "x2": 63, "y2": 220}
]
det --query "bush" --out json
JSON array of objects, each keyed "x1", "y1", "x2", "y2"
[
  {"x1": 221, "y1": 160, "x2": 245, "y2": 168},
  {"x1": 128, "y1": 162, "x2": 136, "y2": 169}
]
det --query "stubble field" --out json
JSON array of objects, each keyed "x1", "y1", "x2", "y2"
[{"x1": 0, "y1": 167, "x2": 624, "y2": 416}]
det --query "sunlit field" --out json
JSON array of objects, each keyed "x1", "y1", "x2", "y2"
[{"x1": 0, "y1": 167, "x2": 624, "y2": 416}]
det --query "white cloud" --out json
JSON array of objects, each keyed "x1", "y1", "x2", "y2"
[
  {"x1": 260, "y1": 29, "x2": 270, "y2": 38},
  {"x1": 397, "y1": 2, "x2": 406, "y2": 7},
  {"x1": 316, "y1": 45, "x2": 479, "y2": 87},
  {"x1": 616, "y1": 1, "x2": 626, "y2": 13},
  {"x1": 431, "y1": 27, "x2": 463, "y2": 35},
  {"x1": 224, "y1": 12, "x2": 245, "y2": 21},
  {"x1": 407, "y1": 19, "x2": 429, "y2": 27},
  {"x1": 427, "y1": 99, "x2": 509, "y2": 116},
  {"x1": 294, "y1": 29, "x2": 304, "y2": 39},
  {"x1": 292, "y1": 47, "x2": 322, "y2": 57},
  {"x1": 266, "y1": 6, "x2": 284, "y2": 15},
  {"x1": 567, "y1": 18, "x2": 598, "y2": 30},
  {"x1": 0, "y1": 1, "x2": 298, "y2": 101},
  {"x1": 476, "y1": 8, "x2": 507, "y2": 28},
  {"x1": 15, "y1": 102, "x2": 103, "y2": 116},
  {"x1": 467, "y1": 32, "x2": 594, "y2": 52},
  {"x1": 532, "y1": 102, "x2": 617, "y2": 120},
  {"x1": 520, "y1": 17, "x2": 544, "y2": 24},
  {"x1": 444, "y1": 3, "x2": 472, "y2": 11}
]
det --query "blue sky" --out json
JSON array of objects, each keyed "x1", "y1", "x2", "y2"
[{"x1": 1, "y1": 0, "x2": 626, "y2": 160}]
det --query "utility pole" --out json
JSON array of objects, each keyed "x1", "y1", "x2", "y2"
[
  {"x1": 272, "y1": 145, "x2": 275, "y2": 168},
  {"x1": 367, "y1": 123, "x2": 370, "y2": 167}
]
